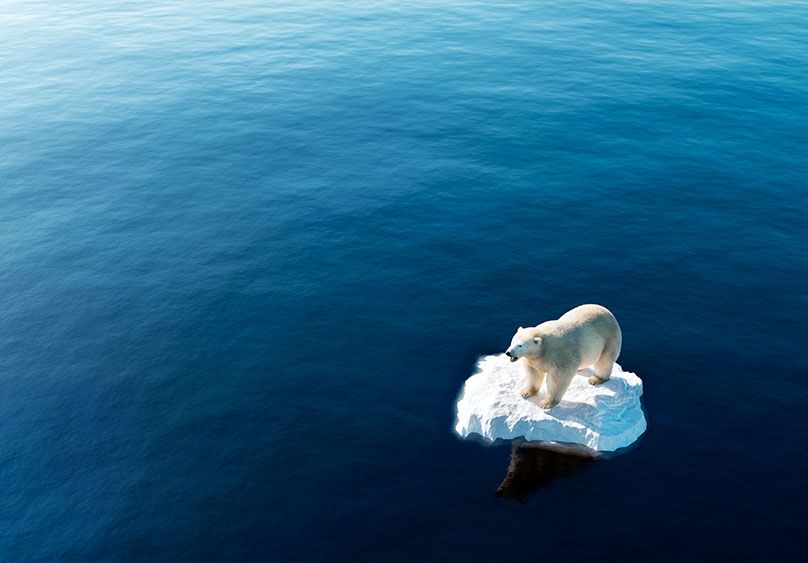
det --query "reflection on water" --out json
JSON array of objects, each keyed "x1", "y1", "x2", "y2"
[{"x1": 496, "y1": 440, "x2": 595, "y2": 503}]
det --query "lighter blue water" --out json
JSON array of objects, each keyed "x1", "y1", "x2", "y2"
[{"x1": 2, "y1": 1, "x2": 807, "y2": 560}]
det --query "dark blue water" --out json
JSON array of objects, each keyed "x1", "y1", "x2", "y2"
[{"x1": 2, "y1": 1, "x2": 807, "y2": 560}]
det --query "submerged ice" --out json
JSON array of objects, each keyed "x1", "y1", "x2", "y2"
[{"x1": 454, "y1": 354, "x2": 646, "y2": 452}]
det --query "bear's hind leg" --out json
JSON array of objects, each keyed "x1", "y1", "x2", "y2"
[
  {"x1": 520, "y1": 363, "x2": 545, "y2": 399},
  {"x1": 589, "y1": 350, "x2": 616, "y2": 385}
]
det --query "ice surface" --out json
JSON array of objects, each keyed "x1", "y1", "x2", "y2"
[{"x1": 454, "y1": 354, "x2": 646, "y2": 452}]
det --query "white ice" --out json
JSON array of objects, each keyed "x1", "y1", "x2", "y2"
[{"x1": 454, "y1": 354, "x2": 647, "y2": 453}]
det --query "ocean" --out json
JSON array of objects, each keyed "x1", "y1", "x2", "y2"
[{"x1": 1, "y1": 1, "x2": 807, "y2": 560}]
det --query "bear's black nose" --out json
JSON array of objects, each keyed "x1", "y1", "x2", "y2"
[{"x1": 505, "y1": 351, "x2": 512, "y2": 357}]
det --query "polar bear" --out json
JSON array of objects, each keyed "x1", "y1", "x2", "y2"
[{"x1": 505, "y1": 304, "x2": 622, "y2": 409}]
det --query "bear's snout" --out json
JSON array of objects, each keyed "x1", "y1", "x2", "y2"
[{"x1": 505, "y1": 350, "x2": 518, "y2": 362}]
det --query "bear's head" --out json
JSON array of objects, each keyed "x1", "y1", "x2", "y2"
[{"x1": 505, "y1": 327, "x2": 542, "y2": 362}]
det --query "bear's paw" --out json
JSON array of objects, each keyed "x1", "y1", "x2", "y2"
[
  {"x1": 537, "y1": 397, "x2": 557, "y2": 409},
  {"x1": 520, "y1": 387, "x2": 538, "y2": 399}
]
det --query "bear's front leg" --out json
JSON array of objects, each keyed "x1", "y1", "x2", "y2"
[
  {"x1": 539, "y1": 367, "x2": 576, "y2": 409},
  {"x1": 519, "y1": 362, "x2": 545, "y2": 399}
]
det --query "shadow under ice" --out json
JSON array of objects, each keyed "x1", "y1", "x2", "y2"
[{"x1": 496, "y1": 440, "x2": 596, "y2": 503}]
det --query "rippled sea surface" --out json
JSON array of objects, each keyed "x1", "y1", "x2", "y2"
[{"x1": 2, "y1": 1, "x2": 807, "y2": 560}]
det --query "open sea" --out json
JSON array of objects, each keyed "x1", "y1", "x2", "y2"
[{"x1": 2, "y1": 1, "x2": 807, "y2": 560}]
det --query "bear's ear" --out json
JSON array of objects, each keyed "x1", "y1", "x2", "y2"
[
  {"x1": 533, "y1": 337, "x2": 542, "y2": 345},
  {"x1": 518, "y1": 326, "x2": 524, "y2": 330}
]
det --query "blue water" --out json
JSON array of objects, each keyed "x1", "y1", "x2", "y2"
[{"x1": 2, "y1": 1, "x2": 807, "y2": 560}]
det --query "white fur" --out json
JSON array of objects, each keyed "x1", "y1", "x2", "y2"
[{"x1": 505, "y1": 304, "x2": 622, "y2": 409}]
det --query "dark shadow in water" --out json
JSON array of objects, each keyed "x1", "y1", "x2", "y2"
[{"x1": 495, "y1": 440, "x2": 596, "y2": 504}]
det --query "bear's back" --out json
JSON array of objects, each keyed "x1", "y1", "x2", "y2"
[{"x1": 557, "y1": 304, "x2": 616, "y2": 327}]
